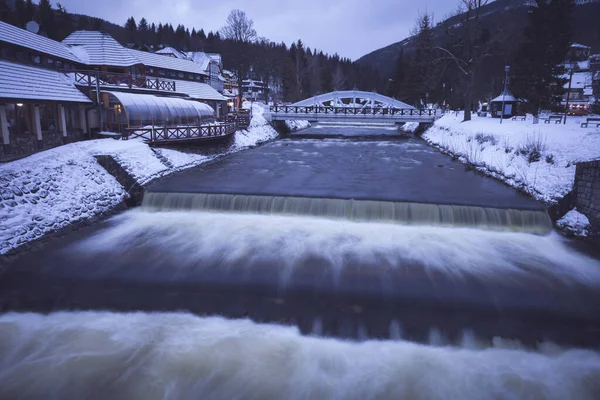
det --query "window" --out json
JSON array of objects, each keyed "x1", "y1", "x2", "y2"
[
  {"x1": 17, "y1": 51, "x2": 28, "y2": 63},
  {"x1": 32, "y1": 55, "x2": 41, "y2": 64},
  {"x1": 64, "y1": 105, "x2": 81, "y2": 131},
  {"x1": 46, "y1": 58, "x2": 55, "y2": 67},
  {"x1": 56, "y1": 60, "x2": 63, "y2": 70},
  {"x1": 39, "y1": 104, "x2": 58, "y2": 132},
  {"x1": 178, "y1": 71, "x2": 184, "y2": 78},
  {"x1": 1, "y1": 46, "x2": 15, "y2": 60}
]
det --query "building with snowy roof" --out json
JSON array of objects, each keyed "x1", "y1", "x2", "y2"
[
  {"x1": 1, "y1": 22, "x2": 231, "y2": 159},
  {"x1": 60, "y1": 31, "x2": 228, "y2": 130},
  {"x1": 489, "y1": 90, "x2": 520, "y2": 118},
  {"x1": 186, "y1": 51, "x2": 225, "y2": 93},
  {"x1": 562, "y1": 71, "x2": 594, "y2": 112},
  {"x1": 567, "y1": 43, "x2": 592, "y2": 62},
  {"x1": 0, "y1": 21, "x2": 92, "y2": 160}
]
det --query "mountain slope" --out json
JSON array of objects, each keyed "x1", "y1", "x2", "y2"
[{"x1": 357, "y1": 0, "x2": 600, "y2": 78}]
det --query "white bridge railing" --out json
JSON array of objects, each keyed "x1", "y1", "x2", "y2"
[{"x1": 269, "y1": 105, "x2": 437, "y2": 122}]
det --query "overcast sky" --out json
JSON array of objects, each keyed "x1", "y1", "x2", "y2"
[{"x1": 51, "y1": 0, "x2": 459, "y2": 60}]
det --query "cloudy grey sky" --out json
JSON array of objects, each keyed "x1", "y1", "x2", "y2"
[{"x1": 53, "y1": 0, "x2": 457, "y2": 60}]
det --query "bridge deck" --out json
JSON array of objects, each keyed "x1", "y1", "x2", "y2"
[{"x1": 269, "y1": 105, "x2": 437, "y2": 123}]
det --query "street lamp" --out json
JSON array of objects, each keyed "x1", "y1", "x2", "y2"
[
  {"x1": 500, "y1": 65, "x2": 510, "y2": 125},
  {"x1": 564, "y1": 68, "x2": 574, "y2": 125}
]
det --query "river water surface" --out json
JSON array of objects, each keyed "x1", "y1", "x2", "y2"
[{"x1": 1, "y1": 125, "x2": 600, "y2": 399}]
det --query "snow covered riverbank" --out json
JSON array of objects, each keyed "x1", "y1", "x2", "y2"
[
  {"x1": 423, "y1": 113, "x2": 600, "y2": 204},
  {"x1": 0, "y1": 103, "x2": 278, "y2": 255}
]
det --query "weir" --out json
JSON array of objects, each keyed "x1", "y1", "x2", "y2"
[{"x1": 142, "y1": 192, "x2": 553, "y2": 234}]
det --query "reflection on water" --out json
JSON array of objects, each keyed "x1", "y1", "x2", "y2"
[{"x1": 0, "y1": 311, "x2": 599, "y2": 400}]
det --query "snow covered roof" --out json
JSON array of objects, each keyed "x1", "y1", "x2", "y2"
[
  {"x1": 155, "y1": 47, "x2": 191, "y2": 60},
  {"x1": 0, "y1": 21, "x2": 81, "y2": 64},
  {"x1": 564, "y1": 72, "x2": 592, "y2": 89},
  {"x1": 491, "y1": 90, "x2": 518, "y2": 103},
  {"x1": 63, "y1": 31, "x2": 141, "y2": 67},
  {"x1": 0, "y1": 60, "x2": 91, "y2": 103},
  {"x1": 207, "y1": 53, "x2": 222, "y2": 66},
  {"x1": 129, "y1": 49, "x2": 208, "y2": 76},
  {"x1": 147, "y1": 76, "x2": 227, "y2": 101},
  {"x1": 186, "y1": 52, "x2": 212, "y2": 71},
  {"x1": 571, "y1": 43, "x2": 591, "y2": 49}
]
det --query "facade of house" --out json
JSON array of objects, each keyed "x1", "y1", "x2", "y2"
[
  {"x1": 186, "y1": 51, "x2": 224, "y2": 93},
  {"x1": 567, "y1": 43, "x2": 592, "y2": 62},
  {"x1": 242, "y1": 79, "x2": 267, "y2": 101},
  {"x1": 563, "y1": 71, "x2": 594, "y2": 112},
  {"x1": 591, "y1": 54, "x2": 600, "y2": 101},
  {"x1": 0, "y1": 21, "x2": 91, "y2": 160},
  {"x1": 0, "y1": 22, "x2": 230, "y2": 160}
]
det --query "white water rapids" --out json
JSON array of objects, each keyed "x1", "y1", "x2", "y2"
[
  {"x1": 0, "y1": 311, "x2": 599, "y2": 400},
  {"x1": 3, "y1": 210, "x2": 600, "y2": 399},
  {"x1": 71, "y1": 210, "x2": 600, "y2": 285}
]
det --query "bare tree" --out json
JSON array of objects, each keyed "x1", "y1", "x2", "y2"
[
  {"x1": 221, "y1": 10, "x2": 258, "y2": 109},
  {"x1": 220, "y1": 10, "x2": 257, "y2": 43},
  {"x1": 435, "y1": 0, "x2": 495, "y2": 121}
]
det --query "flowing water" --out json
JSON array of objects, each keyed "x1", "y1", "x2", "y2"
[
  {"x1": 1, "y1": 311, "x2": 600, "y2": 400},
  {"x1": 2, "y1": 127, "x2": 600, "y2": 399}
]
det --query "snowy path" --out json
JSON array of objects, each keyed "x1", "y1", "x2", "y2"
[
  {"x1": 0, "y1": 103, "x2": 278, "y2": 255},
  {"x1": 423, "y1": 113, "x2": 600, "y2": 204}
]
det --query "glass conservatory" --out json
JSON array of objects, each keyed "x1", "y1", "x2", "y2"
[{"x1": 103, "y1": 91, "x2": 215, "y2": 131}]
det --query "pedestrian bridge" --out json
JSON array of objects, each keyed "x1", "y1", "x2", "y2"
[{"x1": 269, "y1": 91, "x2": 437, "y2": 123}]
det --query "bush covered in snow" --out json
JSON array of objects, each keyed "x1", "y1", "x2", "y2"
[
  {"x1": 557, "y1": 209, "x2": 590, "y2": 237},
  {"x1": 424, "y1": 113, "x2": 600, "y2": 203}
]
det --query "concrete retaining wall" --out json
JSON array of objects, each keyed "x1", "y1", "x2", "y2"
[{"x1": 575, "y1": 159, "x2": 600, "y2": 231}]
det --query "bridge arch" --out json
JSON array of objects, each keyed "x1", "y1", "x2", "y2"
[{"x1": 292, "y1": 90, "x2": 415, "y2": 110}]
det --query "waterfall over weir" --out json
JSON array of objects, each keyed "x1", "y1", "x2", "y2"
[{"x1": 142, "y1": 191, "x2": 553, "y2": 234}]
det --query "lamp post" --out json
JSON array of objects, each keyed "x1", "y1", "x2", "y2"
[
  {"x1": 500, "y1": 65, "x2": 510, "y2": 125},
  {"x1": 564, "y1": 68, "x2": 574, "y2": 125}
]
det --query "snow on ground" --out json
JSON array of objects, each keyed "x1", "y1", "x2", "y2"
[
  {"x1": 1, "y1": 105, "x2": 278, "y2": 255},
  {"x1": 557, "y1": 209, "x2": 591, "y2": 237},
  {"x1": 423, "y1": 113, "x2": 600, "y2": 203},
  {"x1": 285, "y1": 120, "x2": 311, "y2": 131}
]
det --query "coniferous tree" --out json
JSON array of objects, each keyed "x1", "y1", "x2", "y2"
[
  {"x1": 38, "y1": 0, "x2": 55, "y2": 38},
  {"x1": 25, "y1": 0, "x2": 35, "y2": 22},
  {"x1": 14, "y1": 0, "x2": 28, "y2": 27},
  {"x1": 511, "y1": 0, "x2": 575, "y2": 115},
  {"x1": 55, "y1": 3, "x2": 74, "y2": 40},
  {"x1": 125, "y1": 16, "x2": 137, "y2": 43},
  {"x1": 387, "y1": 49, "x2": 406, "y2": 99}
]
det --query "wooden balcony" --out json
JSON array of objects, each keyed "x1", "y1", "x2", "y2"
[{"x1": 72, "y1": 71, "x2": 177, "y2": 92}]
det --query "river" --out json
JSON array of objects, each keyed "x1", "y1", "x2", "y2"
[{"x1": 1, "y1": 125, "x2": 599, "y2": 399}]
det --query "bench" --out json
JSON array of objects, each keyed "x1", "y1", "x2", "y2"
[
  {"x1": 544, "y1": 115, "x2": 563, "y2": 124},
  {"x1": 581, "y1": 117, "x2": 600, "y2": 128},
  {"x1": 512, "y1": 115, "x2": 526, "y2": 121}
]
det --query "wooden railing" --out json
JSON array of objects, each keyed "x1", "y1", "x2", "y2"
[
  {"x1": 73, "y1": 71, "x2": 176, "y2": 92},
  {"x1": 123, "y1": 123, "x2": 238, "y2": 143},
  {"x1": 269, "y1": 105, "x2": 437, "y2": 117},
  {"x1": 220, "y1": 112, "x2": 251, "y2": 129}
]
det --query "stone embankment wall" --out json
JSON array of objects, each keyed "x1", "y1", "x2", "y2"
[{"x1": 574, "y1": 160, "x2": 600, "y2": 231}]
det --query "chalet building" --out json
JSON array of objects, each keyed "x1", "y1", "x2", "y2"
[
  {"x1": 567, "y1": 43, "x2": 592, "y2": 62},
  {"x1": 591, "y1": 54, "x2": 600, "y2": 100},
  {"x1": 0, "y1": 21, "x2": 91, "y2": 161},
  {"x1": 563, "y1": 71, "x2": 594, "y2": 112},
  {"x1": 0, "y1": 22, "x2": 230, "y2": 160},
  {"x1": 187, "y1": 52, "x2": 224, "y2": 93},
  {"x1": 242, "y1": 79, "x2": 267, "y2": 101},
  {"x1": 222, "y1": 69, "x2": 238, "y2": 95}
]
